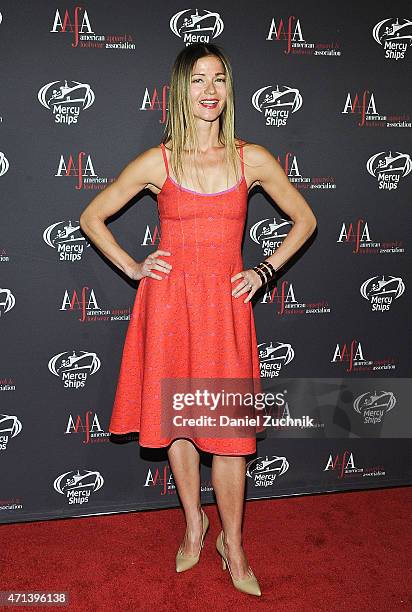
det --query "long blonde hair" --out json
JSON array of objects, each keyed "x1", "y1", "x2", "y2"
[{"x1": 161, "y1": 42, "x2": 245, "y2": 191}]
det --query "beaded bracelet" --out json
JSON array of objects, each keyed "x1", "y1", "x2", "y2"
[{"x1": 253, "y1": 260, "x2": 277, "y2": 286}]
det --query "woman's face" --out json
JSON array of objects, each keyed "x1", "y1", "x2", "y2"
[{"x1": 190, "y1": 55, "x2": 227, "y2": 122}]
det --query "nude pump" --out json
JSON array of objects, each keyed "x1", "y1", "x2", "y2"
[
  {"x1": 175, "y1": 508, "x2": 209, "y2": 572},
  {"x1": 216, "y1": 530, "x2": 262, "y2": 596}
]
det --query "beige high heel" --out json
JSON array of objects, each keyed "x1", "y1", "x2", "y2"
[
  {"x1": 216, "y1": 530, "x2": 261, "y2": 596},
  {"x1": 176, "y1": 508, "x2": 209, "y2": 572}
]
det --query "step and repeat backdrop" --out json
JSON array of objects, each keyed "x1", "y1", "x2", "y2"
[{"x1": 1, "y1": 1, "x2": 411, "y2": 523}]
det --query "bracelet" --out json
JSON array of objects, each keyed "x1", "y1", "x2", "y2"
[
  {"x1": 260, "y1": 260, "x2": 276, "y2": 278},
  {"x1": 253, "y1": 260, "x2": 277, "y2": 286},
  {"x1": 253, "y1": 266, "x2": 267, "y2": 285}
]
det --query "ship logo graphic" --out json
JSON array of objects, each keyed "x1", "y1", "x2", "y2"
[
  {"x1": 250, "y1": 217, "x2": 292, "y2": 245},
  {"x1": 354, "y1": 391, "x2": 396, "y2": 415},
  {"x1": 0, "y1": 288, "x2": 16, "y2": 315},
  {"x1": 246, "y1": 455, "x2": 289, "y2": 478},
  {"x1": 258, "y1": 342, "x2": 294, "y2": 366},
  {"x1": 170, "y1": 9, "x2": 224, "y2": 40},
  {"x1": 38, "y1": 80, "x2": 95, "y2": 110},
  {"x1": 54, "y1": 469, "x2": 104, "y2": 494},
  {"x1": 360, "y1": 275, "x2": 405, "y2": 301},
  {"x1": 252, "y1": 85, "x2": 303, "y2": 114},
  {"x1": 0, "y1": 151, "x2": 10, "y2": 177},
  {"x1": 373, "y1": 18, "x2": 412, "y2": 45},
  {"x1": 367, "y1": 151, "x2": 412, "y2": 178},
  {"x1": 48, "y1": 350, "x2": 101, "y2": 377},
  {"x1": 0, "y1": 414, "x2": 22, "y2": 437},
  {"x1": 43, "y1": 220, "x2": 90, "y2": 249}
]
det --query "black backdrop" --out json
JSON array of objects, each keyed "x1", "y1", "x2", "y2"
[{"x1": 1, "y1": 1, "x2": 411, "y2": 523}]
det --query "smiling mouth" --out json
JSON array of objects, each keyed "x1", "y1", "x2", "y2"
[{"x1": 199, "y1": 100, "x2": 219, "y2": 108}]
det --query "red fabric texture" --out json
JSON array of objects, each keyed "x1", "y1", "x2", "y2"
[{"x1": 109, "y1": 142, "x2": 263, "y2": 455}]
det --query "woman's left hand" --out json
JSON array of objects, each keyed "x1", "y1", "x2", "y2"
[{"x1": 231, "y1": 269, "x2": 263, "y2": 303}]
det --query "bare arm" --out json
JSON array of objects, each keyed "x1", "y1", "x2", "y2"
[
  {"x1": 248, "y1": 144, "x2": 317, "y2": 272},
  {"x1": 79, "y1": 146, "x2": 166, "y2": 278},
  {"x1": 231, "y1": 144, "x2": 317, "y2": 301}
]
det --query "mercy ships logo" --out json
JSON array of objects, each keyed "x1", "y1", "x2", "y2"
[
  {"x1": 366, "y1": 151, "x2": 412, "y2": 190},
  {"x1": 43, "y1": 220, "x2": 90, "y2": 262},
  {"x1": 38, "y1": 79, "x2": 95, "y2": 124},
  {"x1": 48, "y1": 350, "x2": 101, "y2": 389},
  {"x1": 54, "y1": 469, "x2": 104, "y2": 505},
  {"x1": 170, "y1": 9, "x2": 224, "y2": 45},
  {"x1": 360, "y1": 275, "x2": 405, "y2": 311},
  {"x1": 252, "y1": 84, "x2": 303, "y2": 127},
  {"x1": 372, "y1": 18, "x2": 412, "y2": 60}
]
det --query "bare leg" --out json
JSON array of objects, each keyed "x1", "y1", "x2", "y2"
[
  {"x1": 167, "y1": 438, "x2": 203, "y2": 555},
  {"x1": 212, "y1": 455, "x2": 251, "y2": 579}
]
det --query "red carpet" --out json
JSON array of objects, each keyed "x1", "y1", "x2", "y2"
[{"x1": 1, "y1": 486, "x2": 411, "y2": 611}]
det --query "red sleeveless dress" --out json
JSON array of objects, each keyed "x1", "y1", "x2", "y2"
[{"x1": 109, "y1": 142, "x2": 263, "y2": 455}]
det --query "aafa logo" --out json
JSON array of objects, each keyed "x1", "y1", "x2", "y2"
[
  {"x1": 324, "y1": 451, "x2": 360, "y2": 479},
  {"x1": 55, "y1": 153, "x2": 96, "y2": 189},
  {"x1": 337, "y1": 219, "x2": 372, "y2": 253},
  {"x1": 266, "y1": 15, "x2": 341, "y2": 57},
  {"x1": 140, "y1": 86, "x2": 170, "y2": 125},
  {"x1": 341, "y1": 90, "x2": 379, "y2": 127},
  {"x1": 260, "y1": 280, "x2": 330, "y2": 317},
  {"x1": 144, "y1": 464, "x2": 176, "y2": 496},
  {"x1": 277, "y1": 152, "x2": 336, "y2": 190},
  {"x1": 50, "y1": 7, "x2": 93, "y2": 47},
  {"x1": 66, "y1": 411, "x2": 108, "y2": 444}
]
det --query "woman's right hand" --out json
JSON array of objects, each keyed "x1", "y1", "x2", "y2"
[{"x1": 127, "y1": 250, "x2": 172, "y2": 280}]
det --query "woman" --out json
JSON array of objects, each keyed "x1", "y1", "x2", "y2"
[{"x1": 80, "y1": 42, "x2": 316, "y2": 597}]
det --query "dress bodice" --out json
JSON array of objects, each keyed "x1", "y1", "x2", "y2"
[{"x1": 157, "y1": 143, "x2": 248, "y2": 274}]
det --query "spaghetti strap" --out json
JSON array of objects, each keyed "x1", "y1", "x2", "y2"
[
  {"x1": 239, "y1": 142, "x2": 245, "y2": 177},
  {"x1": 160, "y1": 143, "x2": 169, "y2": 176}
]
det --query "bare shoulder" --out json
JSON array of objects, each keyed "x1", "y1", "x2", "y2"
[
  {"x1": 241, "y1": 141, "x2": 275, "y2": 165},
  {"x1": 127, "y1": 144, "x2": 166, "y2": 190},
  {"x1": 104, "y1": 145, "x2": 165, "y2": 200},
  {"x1": 236, "y1": 140, "x2": 280, "y2": 188},
  {"x1": 119, "y1": 145, "x2": 160, "y2": 176},
  {"x1": 131, "y1": 144, "x2": 163, "y2": 172},
  {"x1": 143, "y1": 144, "x2": 168, "y2": 193}
]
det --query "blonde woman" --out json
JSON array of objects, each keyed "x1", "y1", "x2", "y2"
[{"x1": 80, "y1": 42, "x2": 316, "y2": 596}]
